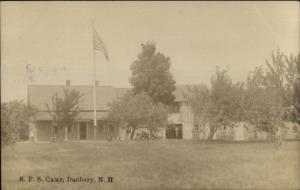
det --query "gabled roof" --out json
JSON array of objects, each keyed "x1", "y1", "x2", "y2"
[
  {"x1": 28, "y1": 85, "x2": 129, "y2": 111},
  {"x1": 28, "y1": 84, "x2": 194, "y2": 111}
]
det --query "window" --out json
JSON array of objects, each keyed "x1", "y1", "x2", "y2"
[
  {"x1": 50, "y1": 125, "x2": 54, "y2": 133},
  {"x1": 194, "y1": 124, "x2": 199, "y2": 131},
  {"x1": 99, "y1": 121, "x2": 115, "y2": 133},
  {"x1": 68, "y1": 125, "x2": 72, "y2": 132},
  {"x1": 109, "y1": 124, "x2": 114, "y2": 132},
  {"x1": 98, "y1": 120, "x2": 104, "y2": 132},
  {"x1": 104, "y1": 125, "x2": 109, "y2": 133}
]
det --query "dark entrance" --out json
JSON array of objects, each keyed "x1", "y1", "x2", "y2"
[
  {"x1": 166, "y1": 124, "x2": 183, "y2": 139},
  {"x1": 79, "y1": 122, "x2": 88, "y2": 140}
]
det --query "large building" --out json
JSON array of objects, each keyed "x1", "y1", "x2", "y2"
[{"x1": 28, "y1": 81, "x2": 194, "y2": 141}]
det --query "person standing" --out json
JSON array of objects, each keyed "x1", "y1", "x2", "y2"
[
  {"x1": 29, "y1": 117, "x2": 37, "y2": 143},
  {"x1": 175, "y1": 126, "x2": 179, "y2": 139}
]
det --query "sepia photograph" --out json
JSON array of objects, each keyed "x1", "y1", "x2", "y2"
[{"x1": 1, "y1": 1, "x2": 300, "y2": 190}]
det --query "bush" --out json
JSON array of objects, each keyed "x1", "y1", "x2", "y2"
[{"x1": 1, "y1": 100, "x2": 37, "y2": 146}]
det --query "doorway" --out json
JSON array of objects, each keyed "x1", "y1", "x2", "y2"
[
  {"x1": 79, "y1": 121, "x2": 88, "y2": 140},
  {"x1": 166, "y1": 124, "x2": 183, "y2": 139}
]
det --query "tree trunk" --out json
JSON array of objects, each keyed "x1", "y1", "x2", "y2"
[
  {"x1": 130, "y1": 127, "x2": 136, "y2": 140},
  {"x1": 254, "y1": 127, "x2": 258, "y2": 139},
  {"x1": 207, "y1": 126, "x2": 218, "y2": 140},
  {"x1": 64, "y1": 126, "x2": 68, "y2": 141},
  {"x1": 149, "y1": 129, "x2": 154, "y2": 139},
  {"x1": 207, "y1": 131, "x2": 214, "y2": 140},
  {"x1": 54, "y1": 126, "x2": 59, "y2": 142}
]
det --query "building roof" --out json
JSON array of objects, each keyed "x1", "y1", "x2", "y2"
[
  {"x1": 28, "y1": 84, "x2": 195, "y2": 112},
  {"x1": 35, "y1": 111, "x2": 108, "y2": 121},
  {"x1": 28, "y1": 85, "x2": 129, "y2": 111}
]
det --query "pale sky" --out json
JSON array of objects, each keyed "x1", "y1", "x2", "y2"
[{"x1": 1, "y1": 1, "x2": 299, "y2": 102}]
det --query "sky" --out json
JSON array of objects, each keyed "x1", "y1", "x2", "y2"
[{"x1": 1, "y1": 1, "x2": 299, "y2": 102}]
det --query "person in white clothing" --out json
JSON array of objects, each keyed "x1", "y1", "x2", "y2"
[{"x1": 29, "y1": 117, "x2": 37, "y2": 142}]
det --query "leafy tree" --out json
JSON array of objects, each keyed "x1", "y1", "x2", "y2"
[
  {"x1": 184, "y1": 50, "x2": 298, "y2": 142},
  {"x1": 294, "y1": 54, "x2": 300, "y2": 124},
  {"x1": 261, "y1": 50, "x2": 298, "y2": 119},
  {"x1": 1, "y1": 100, "x2": 37, "y2": 146},
  {"x1": 244, "y1": 50, "x2": 299, "y2": 141},
  {"x1": 187, "y1": 67, "x2": 244, "y2": 140},
  {"x1": 130, "y1": 42, "x2": 176, "y2": 105},
  {"x1": 20, "y1": 104, "x2": 38, "y2": 140},
  {"x1": 244, "y1": 67, "x2": 284, "y2": 139},
  {"x1": 107, "y1": 92, "x2": 168, "y2": 140},
  {"x1": 46, "y1": 88, "x2": 82, "y2": 141},
  {"x1": 207, "y1": 67, "x2": 244, "y2": 139}
]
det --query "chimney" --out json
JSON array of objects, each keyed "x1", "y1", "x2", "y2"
[
  {"x1": 66, "y1": 80, "x2": 71, "y2": 86},
  {"x1": 95, "y1": 80, "x2": 99, "y2": 86}
]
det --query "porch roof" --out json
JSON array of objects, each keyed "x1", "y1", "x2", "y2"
[{"x1": 36, "y1": 111, "x2": 108, "y2": 121}]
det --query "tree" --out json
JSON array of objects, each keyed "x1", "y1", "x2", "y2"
[
  {"x1": 207, "y1": 67, "x2": 244, "y2": 139},
  {"x1": 294, "y1": 54, "x2": 300, "y2": 124},
  {"x1": 107, "y1": 92, "x2": 168, "y2": 140},
  {"x1": 186, "y1": 67, "x2": 244, "y2": 140},
  {"x1": 244, "y1": 50, "x2": 299, "y2": 141},
  {"x1": 244, "y1": 67, "x2": 284, "y2": 139},
  {"x1": 46, "y1": 88, "x2": 82, "y2": 141},
  {"x1": 130, "y1": 42, "x2": 176, "y2": 105},
  {"x1": 1, "y1": 100, "x2": 37, "y2": 146},
  {"x1": 261, "y1": 50, "x2": 298, "y2": 120}
]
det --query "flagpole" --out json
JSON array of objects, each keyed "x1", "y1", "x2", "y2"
[{"x1": 92, "y1": 22, "x2": 97, "y2": 140}]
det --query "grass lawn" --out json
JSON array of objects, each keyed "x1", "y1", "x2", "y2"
[{"x1": 2, "y1": 140, "x2": 300, "y2": 190}]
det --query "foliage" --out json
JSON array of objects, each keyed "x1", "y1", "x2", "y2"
[
  {"x1": 179, "y1": 49, "x2": 298, "y2": 141},
  {"x1": 244, "y1": 67, "x2": 284, "y2": 136},
  {"x1": 45, "y1": 88, "x2": 82, "y2": 140},
  {"x1": 130, "y1": 42, "x2": 176, "y2": 105},
  {"x1": 107, "y1": 92, "x2": 168, "y2": 140},
  {"x1": 245, "y1": 50, "x2": 299, "y2": 138},
  {"x1": 187, "y1": 67, "x2": 244, "y2": 139},
  {"x1": 261, "y1": 50, "x2": 298, "y2": 118},
  {"x1": 294, "y1": 54, "x2": 300, "y2": 123},
  {"x1": 1, "y1": 100, "x2": 37, "y2": 146}
]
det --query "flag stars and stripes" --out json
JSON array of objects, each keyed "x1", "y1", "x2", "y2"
[{"x1": 93, "y1": 28, "x2": 109, "y2": 62}]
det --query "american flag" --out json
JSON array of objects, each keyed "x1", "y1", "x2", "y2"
[{"x1": 93, "y1": 28, "x2": 109, "y2": 62}]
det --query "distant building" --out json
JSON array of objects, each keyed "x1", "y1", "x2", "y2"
[
  {"x1": 28, "y1": 81, "x2": 190, "y2": 141},
  {"x1": 28, "y1": 81, "x2": 128, "y2": 141},
  {"x1": 28, "y1": 82, "x2": 299, "y2": 141}
]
